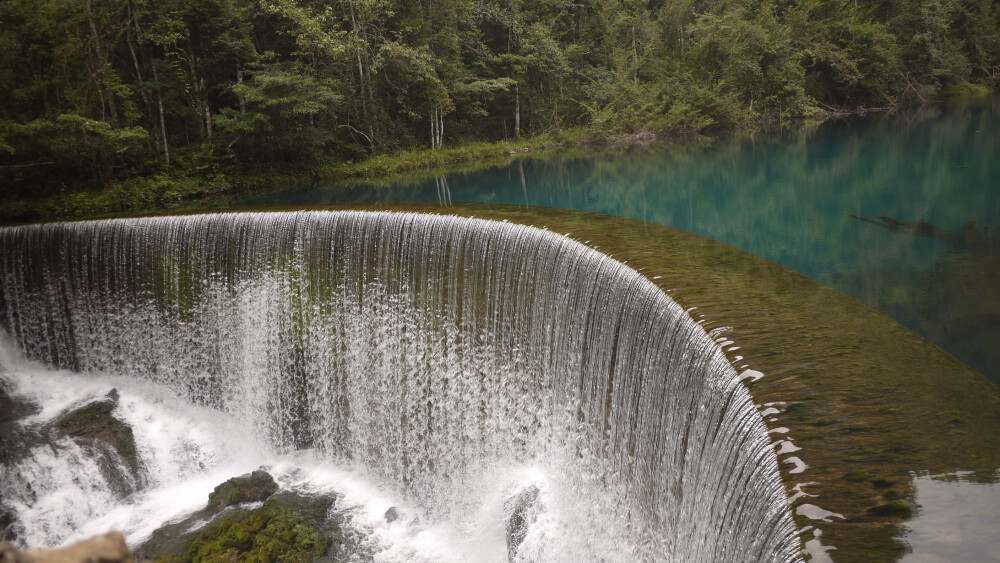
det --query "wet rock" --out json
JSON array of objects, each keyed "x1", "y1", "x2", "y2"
[
  {"x1": 53, "y1": 399, "x2": 137, "y2": 466},
  {"x1": 136, "y1": 487, "x2": 348, "y2": 563},
  {"x1": 206, "y1": 470, "x2": 279, "y2": 513},
  {"x1": 504, "y1": 486, "x2": 541, "y2": 562},
  {"x1": 51, "y1": 398, "x2": 141, "y2": 497},
  {"x1": 0, "y1": 530, "x2": 132, "y2": 562},
  {"x1": 136, "y1": 470, "x2": 281, "y2": 559},
  {"x1": 0, "y1": 382, "x2": 41, "y2": 463},
  {"x1": 0, "y1": 382, "x2": 38, "y2": 425},
  {"x1": 0, "y1": 510, "x2": 17, "y2": 544},
  {"x1": 384, "y1": 506, "x2": 401, "y2": 523},
  {"x1": 0, "y1": 382, "x2": 42, "y2": 543}
]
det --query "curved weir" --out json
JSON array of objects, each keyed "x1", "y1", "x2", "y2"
[{"x1": 0, "y1": 211, "x2": 800, "y2": 561}]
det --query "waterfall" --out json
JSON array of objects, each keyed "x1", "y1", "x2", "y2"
[{"x1": 0, "y1": 211, "x2": 801, "y2": 561}]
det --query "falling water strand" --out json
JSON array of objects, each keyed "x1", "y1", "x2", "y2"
[{"x1": 0, "y1": 211, "x2": 801, "y2": 562}]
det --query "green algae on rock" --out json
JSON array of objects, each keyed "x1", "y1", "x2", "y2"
[{"x1": 138, "y1": 472, "x2": 346, "y2": 563}]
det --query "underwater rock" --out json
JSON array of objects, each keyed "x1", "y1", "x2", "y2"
[
  {"x1": 866, "y1": 501, "x2": 915, "y2": 519},
  {"x1": 206, "y1": 470, "x2": 279, "y2": 513},
  {"x1": 504, "y1": 486, "x2": 541, "y2": 562},
  {"x1": 51, "y1": 396, "x2": 141, "y2": 496},
  {"x1": 0, "y1": 531, "x2": 132, "y2": 562}
]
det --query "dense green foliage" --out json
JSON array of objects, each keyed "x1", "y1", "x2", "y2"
[{"x1": 1, "y1": 0, "x2": 997, "y2": 219}]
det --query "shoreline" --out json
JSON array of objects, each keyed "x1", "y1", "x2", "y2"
[{"x1": 1, "y1": 91, "x2": 993, "y2": 227}]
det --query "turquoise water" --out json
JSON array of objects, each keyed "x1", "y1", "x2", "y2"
[{"x1": 237, "y1": 96, "x2": 1000, "y2": 385}]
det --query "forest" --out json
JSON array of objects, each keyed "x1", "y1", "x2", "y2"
[{"x1": 1, "y1": 0, "x2": 998, "y2": 221}]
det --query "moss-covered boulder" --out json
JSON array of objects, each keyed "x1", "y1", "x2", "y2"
[
  {"x1": 186, "y1": 494, "x2": 332, "y2": 562},
  {"x1": 138, "y1": 486, "x2": 348, "y2": 563},
  {"x1": 52, "y1": 391, "x2": 142, "y2": 496},
  {"x1": 206, "y1": 470, "x2": 279, "y2": 513}
]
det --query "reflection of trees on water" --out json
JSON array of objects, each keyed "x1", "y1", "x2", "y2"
[
  {"x1": 434, "y1": 174, "x2": 452, "y2": 207},
  {"x1": 844, "y1": 215, "x2": 1000, "y2": 386},
  {"x1": 851, "y1": 215, "x2": 1000, "y2": 253}
]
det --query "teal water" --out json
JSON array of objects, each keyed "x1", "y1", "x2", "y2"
[{"x1": 237, "y1": 96, "x2": 1000, "y2": 385}]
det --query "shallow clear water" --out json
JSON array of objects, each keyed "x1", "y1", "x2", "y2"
[{"x1": 234, "y1": 96, "x2": 1000, "y2": 385}]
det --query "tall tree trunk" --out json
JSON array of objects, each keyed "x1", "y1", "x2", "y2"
[
  {"x1": 237, "y1": 70, "x2": 245, "y2": 114},
  {"x1": 633, "y1": 26, "x2": 639, "y2": 86},
  {"x1": 201, "y1": 78, "x2": 212, "y2": 138},
  {"x1": 156, "y1": 87, "x2": 171, "y2": 164},
  {"x1": 185, "y1": 37, "x2": 206, "y2": 137},
  {"x1": 130, "y1": 2, "x2": 169, "y2": 164},
  {"x1": 150, "y1": 57, "x2": 170, "y2": 165},
  {"x1": 125, "y1": 32, "x2": 151, "y2": 112},
  {"x1": 87, "y1": 2, "x2": 117, "y2": 126},
  {"x1": 514, "y1": 84, "x2": 521, "y2": 140}
]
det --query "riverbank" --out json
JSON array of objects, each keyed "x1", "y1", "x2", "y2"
[
  {"x1": 0, "y1": 125, "x2": 658, "y2": 226},
  {"x1": 0, "y1": 91, "x2": 991, "y2": 227}
]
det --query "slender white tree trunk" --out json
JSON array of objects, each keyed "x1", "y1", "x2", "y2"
[{"x1": 514, "y1": 84, "x2": 521, "y2": 140}]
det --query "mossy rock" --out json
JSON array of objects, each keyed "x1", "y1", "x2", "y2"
[
  {"x1": 206, "y1": 470, "x2": 279, "y2": 513},
  {"x1": 146, "y1": 491, "x2": 341, "y2": 563},
  {"x1": 52, "y1": 393, "x2": 142, "y2": 495},
  {"x1": 54, "y1": 396, "x2": 138, "y2": 467}
]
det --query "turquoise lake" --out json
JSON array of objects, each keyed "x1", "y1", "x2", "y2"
[{"x1": 236, "y1": 96, "x2": 1000, "y2": 386}]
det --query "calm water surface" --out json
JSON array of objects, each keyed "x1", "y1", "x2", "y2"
[{"x1": 237, "y1": 96, "x2": 1000, "y2": 385}]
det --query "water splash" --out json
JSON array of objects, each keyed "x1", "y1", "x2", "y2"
[{"x1": 0, "y1": 211, "x2": 801, "y2": 561}]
